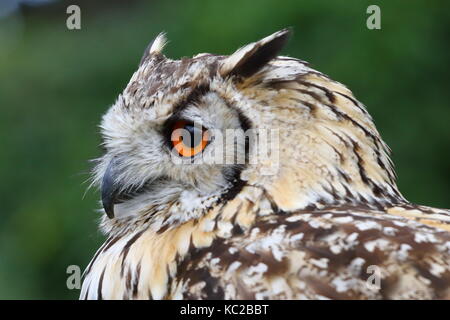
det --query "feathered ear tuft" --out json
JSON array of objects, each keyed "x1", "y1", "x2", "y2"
[
  {"x1": 220, "y1": 28, "x2": 291, "y2": 78},
  {"x1": 139, "y1": 32, "x2": 168, "y2": 65}
]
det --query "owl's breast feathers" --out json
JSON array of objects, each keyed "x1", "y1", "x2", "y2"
[{"x1": 81, "y1": 185, "x2": 450, "y2": 300}]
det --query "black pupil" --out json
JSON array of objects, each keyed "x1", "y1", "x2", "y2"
[{"x1": 183, "y1": 124, "x2": 202, "y2": 148}]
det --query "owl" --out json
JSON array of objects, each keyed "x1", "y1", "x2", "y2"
[{"x1": 80, "y1": 29, "x2": 450, "y2": 300}]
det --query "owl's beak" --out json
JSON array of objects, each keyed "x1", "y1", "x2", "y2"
[{"x1": 101, "y1": 159, "x2": 120, "y2": 219}]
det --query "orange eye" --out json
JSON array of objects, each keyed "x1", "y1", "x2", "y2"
[{"x1": 171, "y1": 120, "x2": 209, "y2": 157}]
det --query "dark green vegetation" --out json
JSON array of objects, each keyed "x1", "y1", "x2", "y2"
[{"x1": 0, "y1": 0, "x2": 448, "y2": 299}]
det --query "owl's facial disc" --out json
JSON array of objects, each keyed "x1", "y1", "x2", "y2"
[
  {"x1": 100, "y1": 119, "x2": 211, "y2": 218},
  {"x1": 99, "y1": 90, "x2": 252, "y2": 219}
]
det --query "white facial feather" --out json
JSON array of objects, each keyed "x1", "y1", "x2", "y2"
[{"x1": 96, "y1": 86, "x2": 248, "y2": 224}]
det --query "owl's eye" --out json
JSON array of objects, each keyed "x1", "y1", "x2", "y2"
[{"x1": 170, "y1": 120, "x2": 209, "y2": 157}]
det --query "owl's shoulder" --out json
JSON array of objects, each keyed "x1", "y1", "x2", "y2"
[{"x1": 175, "y1": 204, "x2": 450, "y2": 299}]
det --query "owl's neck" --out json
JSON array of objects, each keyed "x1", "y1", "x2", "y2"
[{"x1": 236, "y1": 71, "x2": 406, "y2": 211}]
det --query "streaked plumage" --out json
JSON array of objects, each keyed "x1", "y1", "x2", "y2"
[{"x1": 80, "y1": 29, "x2": 450, "y2": 300}]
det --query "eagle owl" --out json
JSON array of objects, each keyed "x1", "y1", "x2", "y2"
[{"x1": 80, "y1": 29, "x2": 450, "y2": 300}]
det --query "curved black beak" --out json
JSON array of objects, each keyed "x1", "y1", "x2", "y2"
[{"x1": 101, "y1": 159, "x2": 120, "y2": 219}]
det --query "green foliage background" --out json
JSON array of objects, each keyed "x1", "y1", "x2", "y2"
[{"x1": 0, "y1": 0, "x2": 448, "y2": 299}]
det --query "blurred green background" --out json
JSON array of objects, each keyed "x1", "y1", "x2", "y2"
[{"x1": 0, "y1": 0, "x2": 448, "y2": 299}]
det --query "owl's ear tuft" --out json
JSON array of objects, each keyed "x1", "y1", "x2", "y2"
[
  {"x1": 139, "y1": 32, "x2": 168, "y2": 66},
  {"x1": 220, "y1": 28, "x2": 291, "y2": 78}
]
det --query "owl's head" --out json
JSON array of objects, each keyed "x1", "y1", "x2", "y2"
[{"x1": 93, "y1": 29, "x2": 403, "y2": 232}]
